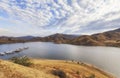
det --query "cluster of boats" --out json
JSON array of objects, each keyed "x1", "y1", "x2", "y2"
[{"x1": 0, "y1": 47, "x2": 29, "y2": 56}]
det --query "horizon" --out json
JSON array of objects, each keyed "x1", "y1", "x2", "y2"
[
  {"x1": 0, "y1": 1, "x2": 120, "y2": 77},
  {"x1": 0, "y1": 27, "x2": 119, "y2": 37},
  {"x1": 0, "y1": 0, "x2": 120, "y2": 37}
]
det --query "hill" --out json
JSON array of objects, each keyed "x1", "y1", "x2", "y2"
[
  {"x1": 70, "y1": 28, "x2": 120, "y2": 47},
  {"x1": 0, "y1": 59, "x2": 56, "y2": 78},
  {"x1": 38, "y1": 33, "x2": 79, "y2": 43},
  {"x1": 0, "y1": 59, "x2": 115, "y2": 78},
  {"x1": 0, "y1": 28, "x2": 120, "y2": 47},
  {"x1": 16, "y1": 36, "x2": 35, "y2": 40},
  {"x1": 38, "y1": 28, "x2": 120, "y2": 47}
]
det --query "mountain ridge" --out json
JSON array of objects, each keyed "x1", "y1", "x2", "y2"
[{"x1": 0, "y1": 28, "x2": 120, "y2": 47}]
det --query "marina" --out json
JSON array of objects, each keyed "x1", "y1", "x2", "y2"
[{"x1": 0, "y1": 47, "x2": 29, "y2": 56}]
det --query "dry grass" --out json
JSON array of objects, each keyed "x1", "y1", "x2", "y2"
[
  {"x1": 0, "y1": 59, "x2": 115, "y2": 78},
  {"x1": 0, "y1": 59, "x2": 57, "y2": 78},
  {"x1": 30, "y1": 59, "x2": 115, "y2": 78}
]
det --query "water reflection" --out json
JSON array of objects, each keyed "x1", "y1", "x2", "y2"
[{"x1": 0, "y1": 42, "x2": 120, "y2": 77}]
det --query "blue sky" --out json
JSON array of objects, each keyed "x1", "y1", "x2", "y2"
[{"x1": 0, "y1": 0, "x2": 120, "y2": 37}]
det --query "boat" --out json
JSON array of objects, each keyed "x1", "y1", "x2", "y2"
[
  {"x1": 24, "y1": 47, "x2": 29, "y2": 49},
  {"x1": 4, "y1": 51, "x2": 14, "y2": 54},
  {"x1": 0, "y1": 52, "x2": 5, "y2": 56}
]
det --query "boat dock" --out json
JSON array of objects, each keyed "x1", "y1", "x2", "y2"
[{"x1": 0, "y1": 47, "x2": 29, "y2": 56}]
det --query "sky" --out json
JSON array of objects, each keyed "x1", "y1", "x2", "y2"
[{"x1": 0, "y1": 0, "x2": 120, "y2": 37}]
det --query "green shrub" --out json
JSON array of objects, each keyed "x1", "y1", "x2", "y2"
[
  {"x1": 10, "y1": 56, "x2": 32, "y2": 66},
  {"x1": 51, "y1": 69, "x2": 67, "y2": 78}
]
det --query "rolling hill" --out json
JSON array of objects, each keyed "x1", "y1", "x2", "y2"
[
  {"x1": 38, "y1": 28, "x2": 120, "y2": 47},
  {"x1": 0, "y1": 59, "x2": 115, "y2": 78},
  {"x1": 70, "y1": 28, "x2": 120, "y2": 47},
  {"x1": 0, "y1": 28, "x2": 120, "y2": 47}
]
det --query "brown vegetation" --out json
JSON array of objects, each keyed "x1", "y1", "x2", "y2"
[
  {"x1": 0, "y1": 59, "x2": 56, "y2": 78},
  {"x1": 0, "y1": 58, "x2": 115, "y2": 78},
  {"x1": 0, "y1": 28, "x2": 120, "y2": 47},
  {"x1": 30, "y1": 59, "x2": 115, "y2": 78}
]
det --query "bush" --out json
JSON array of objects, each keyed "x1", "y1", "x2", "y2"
[
  {"x1": 51, "y1": 69, "x2": 67, "y2": 78},
  {"x1": 76, "y1": 71, "x2": 80, "y2": 75},
  {"x1": 10, "y1": 56, "x2": 32, "y2": 66},
  {"x1": 89, "y1": 74, "x2": 95, "y2": 78}
]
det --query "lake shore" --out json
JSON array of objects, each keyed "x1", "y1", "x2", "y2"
[
  {"x1": 30, "y1": 59, "x2": 116, "y2": 78},
  {"x1": 0, "y1": 58, "x2": 115, "y2": 78}
]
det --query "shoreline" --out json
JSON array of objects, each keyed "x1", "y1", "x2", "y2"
[
  {"x1": 0, "y1": 58, "x2": 116, "y2": 78},
  {"x1": 0, "y1": 41, "x2": 120, "y2": 48},
  {"x1": 30, "y1": 58, "x2": 116, "y2": 78},
  {"x1": 73, "y1": 61, "x2": 115, "y2": 78}
]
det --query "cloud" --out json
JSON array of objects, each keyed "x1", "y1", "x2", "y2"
[
  {"x1": 0, "y1": 0, "x2": 120, "y2": 36},
  {"x1": 0, "y1": 28, "x2": 14, "y2": 36}
]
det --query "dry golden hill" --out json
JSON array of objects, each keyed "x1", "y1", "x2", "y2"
[
  {"x1": 0, "y1": 59, "x2": 115, "y2": 78},
  {"x1": 0, "y1": 28, "x2": 120, "y2": 47},
  {"x1": 0, "y1": 59, "x2": 57, "y2": 78}
]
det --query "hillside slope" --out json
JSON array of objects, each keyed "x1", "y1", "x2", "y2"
[
  {"x1": 68, "y1": 28, "x2": 120, "y2": 47},
  {"x1": 34, "y1": 28, "x2": 120, "y2": 47},
  {"x1": 0, "y1": 28, "x2": 120, "y2": 47},
  {"x1": 0, "y1": 59, "x2": 56, "y2": 78},
  {"x1": 0, "y1": 59, "x2": 115, "y2": 78}
]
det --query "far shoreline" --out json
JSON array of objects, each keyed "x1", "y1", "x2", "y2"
[{"x1": 0, "y1": 41, "x2": 120, "y2": 48}]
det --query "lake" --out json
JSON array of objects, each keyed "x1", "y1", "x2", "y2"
[{"x1": 0, "y1": 42, "x2": 120, "y2": 77}]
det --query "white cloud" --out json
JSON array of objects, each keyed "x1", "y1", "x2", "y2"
[
  {"x1": 0, "y1": 0, "x2": 120, "y2": 36},
  {"x1": 0, "y1": 28, "x2": 15, "y2": 36}
]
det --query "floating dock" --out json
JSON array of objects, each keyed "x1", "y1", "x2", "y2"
[{"x1": 0, "y1": 47, "x2": 29, "y2": 56}]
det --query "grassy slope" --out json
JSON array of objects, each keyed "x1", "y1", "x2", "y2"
[
  {"x1": 0, "y1": 59, "x2": 57, "y2": 78},
  {"x1": 0, "y1": 59, "x2": 115, "y2": 78}
]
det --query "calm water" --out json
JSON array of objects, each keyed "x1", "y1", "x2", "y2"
[{"x1": 0, "y1": 42, "x2": 120, "y2": 77}]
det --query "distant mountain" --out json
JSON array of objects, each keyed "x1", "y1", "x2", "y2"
[
  {"x1": 36, "y1": 28, "x2": 120, "y2": 47},
  {"x1": 70, "y1": 28, "x2": 120, "y2": 47},
  {"x1": 44, "y1": 33, "x2": 79, "y2": 39},
  {"x1": 38, "y1": 33, "x2": 79, "y2": 43},
  {"x1": 0, "y1": 28, "x2": 120, "y2": 47},
  {"x1": 16, "y1": 36, "x2": 35, "y2": 40},
  {"x1": 92, "y1": 28, "x2": 120, "y2": 41},
  {"x1": 0, "y1": 36, "x2": 36, "y2": 44},
  {"x1": 0, "y1": 36, "x2": 25, "y2": 44},
  {"x1": 70, "y1": 35, "x2": 105, "y2": 46}
]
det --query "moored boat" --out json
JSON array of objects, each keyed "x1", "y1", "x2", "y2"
[
  {"x1": 0, "y1": 52, "x2": 5, "y2": 56},
  {"x1": 0, "y1": 46, "x2": 29, "y2": 56}
]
